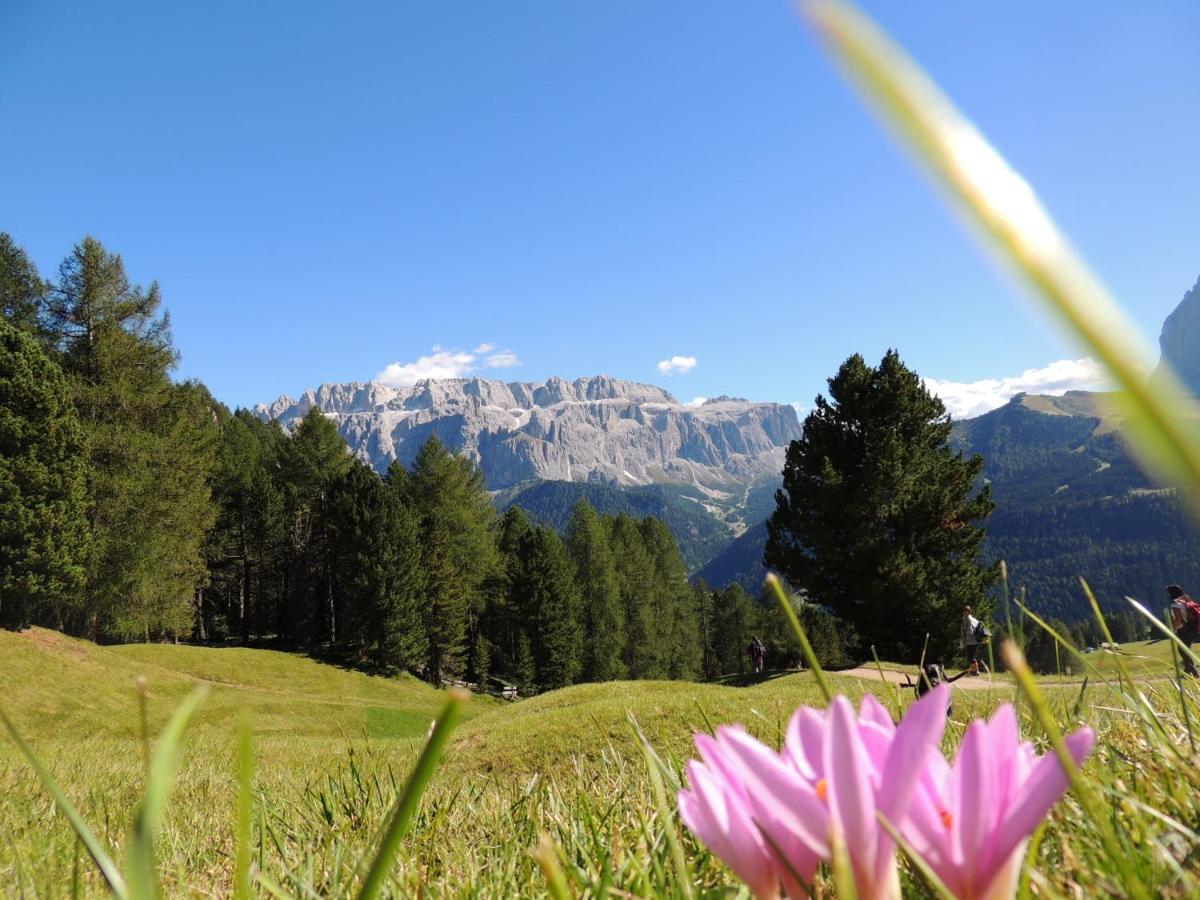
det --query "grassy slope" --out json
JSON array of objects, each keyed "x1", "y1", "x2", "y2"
[
  {"x1": 2, "y1": 627, "x2": 487, "y2": 741},
  {"x1": 3, "y1": 629, "x2": 1194, "y2": 896}
]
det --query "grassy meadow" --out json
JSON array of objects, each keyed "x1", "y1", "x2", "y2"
[{"x1": 3, "y1": 625, "x2": 1200, "y2": 897}]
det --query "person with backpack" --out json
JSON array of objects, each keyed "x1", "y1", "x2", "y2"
[
  {"x1": 961, "y1": 604, "x2": 990, "y2": 676},
  {"x1": 1167, "y1": 584, "x2": 1200, "y2": 678}
]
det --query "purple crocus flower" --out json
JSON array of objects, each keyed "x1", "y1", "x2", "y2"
[
  {"x1": 678, "y1": 684, "x2": 950, "y2": 899},
  {"x1": 900, "y1": 704, "x2": 1095, "y2": 900}
]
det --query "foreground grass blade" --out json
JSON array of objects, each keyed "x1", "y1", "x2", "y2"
[
  {"x1": 628, "y1": 714, "x2": 694, "y2": 900},
  {"x1": 356, "y1": 688, "x2": 469, "y2": 900},
  {"x1": 1002, "y1": 641, "x2": 1149, "y2": 900},
  {"x1": 531, "y1": 834, "x2": 573, "y2": 900},
  {"x1": 127, "y1": 686, "x2": 208, "y2": 900},
  {"x1": 802, "y1": 0, "x2": 1200, "y2": 505},
  {"x1": 0, "y1": 706, "x2": 130, "y2": 898},
  {"x1": 766, "y1": 572, "x2": 834, "y2": 702},
  {"x1": 234, "y1": 713, "x2": 254, "y2": 900}
]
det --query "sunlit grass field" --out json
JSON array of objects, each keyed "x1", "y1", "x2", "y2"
[{"x1": 3, "y1": 625, "x2": 1199, "y2": 897}]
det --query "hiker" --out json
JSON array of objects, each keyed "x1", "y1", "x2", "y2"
[
  {"x1": 961, "y1": 604, "x2": 989, "y2": 676},
  {"x1": 1168, "y1": 584, "x2": 1200, "y2": 678},
  {"x1": 747, "y1": 636, "x2": 765, "y2": 674}
]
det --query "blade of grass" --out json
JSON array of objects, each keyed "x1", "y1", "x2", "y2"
[
  {"x1": 877, "y1": 812, "x2": 954, "y2": 900},
  {"x1": 0, "y1": 706, "x2": 129, "y2": 899},
  {"x1": 531, "y1": 834, "x2": 573, "y2": 900},
  {"x1": 356, "y1": 688, "x2": 468, "y2": 900},
  {"x1": 126, "y1": 686, "x2": 208, "y2": 900},
  {"x1": 765, "y1": 573, "x2": 833, "y2": 703},
  {"x1": 628, "y1": 714, "x2": 693, "y2": 900},
  {"x1": 801, "y1": 0, "x2": 1200, "y2": 506},
  {"x1": 869, "y1": 645, "x2": 903, "y2": 720},
  {"x1": 1002, "y1": 640, "x2": 1149, "y2": 900},
  {"x1": 234, "y1": 712, "x2": 254, "y2": 900}
]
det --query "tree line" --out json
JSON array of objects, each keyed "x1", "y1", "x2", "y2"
[{"x1": 2, "y1": 233, "x2": 847, "y2": 692}]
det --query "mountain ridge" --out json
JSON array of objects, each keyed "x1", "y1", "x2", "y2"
[{"x1": 255, "y1": 374, "x2": 802, "y2": 496}]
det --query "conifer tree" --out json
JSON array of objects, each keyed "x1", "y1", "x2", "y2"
[
  {"x1": 640, "y1": 516, "x2": 701, "y2": 679},
  {"x1": 0, "y1": 321, "x2": 90, "y2": 630},
  {"x1": 0, "y1": 234, "x2": 49, "y2": 342},
  {"x1": 513, "y1": 526, "x2": 582, "y2": 690},
  {"x1": 490, "y1": 505, "x2": 535, "y2": 684},
  {"x1": 329, "y1": 461, "x2": 427, "y2": 669},
  {"x1": 607, "y1": 513, "x2": 660, "y2": 678},
  {"x1": 278, "y1": 407, "x2": 352, "y2": 643},
  {"x1": 710, "y1": 583, "x2": 755, "y2": 675},
  {"x1": 407, "y1": 436, "x2": 498, "y2": 682},
  {"x1": 766, "y1": 350, "x2": 996, "y2": 660},
  {"x1": 42, "y1": 238, "x2": 218, "y2": 639},
  {"x1": 566, "y1": 499, "x2": 625, "y2": 681}
]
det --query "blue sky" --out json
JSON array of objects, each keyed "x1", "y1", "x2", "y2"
[{"x1": 3, "y1": 1, "x2": 1198, "y2": 416}]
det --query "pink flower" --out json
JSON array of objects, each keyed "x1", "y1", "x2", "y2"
[
  {"x1": 678, "y1": 685, "x2": 950, "y2": 899},
  {"x1": 678, "y1": 729, "x2": 796, "y2": 899},
  {"x1": 900, "y1": 704, "x2": 1095, "y2": 900}
]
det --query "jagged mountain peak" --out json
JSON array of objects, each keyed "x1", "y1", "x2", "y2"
[
  {"x1": 255, "y1": 375, "x2": 802, "y2": 493},
  {"x1": 1155, "y1": 273, "x2": 1200, "y2": 391}
]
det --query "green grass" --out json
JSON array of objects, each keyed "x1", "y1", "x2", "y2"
[{"x1": 8, "y1": 625, "x2": 1200, "y2": 897}]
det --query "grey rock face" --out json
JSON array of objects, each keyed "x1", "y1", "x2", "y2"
[
  {"x1": 255, "y1": 375, "x2": 801, "y2": 491},
  {"x1": 1155, "y1": 275, "x2": 1200, "y2": 390}
]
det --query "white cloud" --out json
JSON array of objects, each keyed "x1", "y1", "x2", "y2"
[
  {"x1": 924, "y1": 357, "x2": 1108, "y2": 420},
  {"x1": 485, "y1": 350, "x2": 521, "y2": 368},
  {"x1": 686, "y1": 396, "x2": 708, "y2": 407},
  {"x1": 375, "y1": 343, "x2": 521, "y2": 387},
  {"x1": 657, "y1": 355, "x2": 698, "y2": 376},
  {"x1": 791, "y1": 402, "x2": 807, "y2": 417}
]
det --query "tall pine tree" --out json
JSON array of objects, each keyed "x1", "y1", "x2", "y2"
[
  {"x1": 406, "y1": 436, "x2": 498, "y2": 682},
  {"x1": 765, "y1": 350, "x2": 996, "y2": 660},
  {"x1": 42, "y1": 238, "x2": 217, "y2": 639},
  {"x1": 566, "y1": 499, "x2": 625, "y2": 681},
  {"x1": 0, "y1": 320, "x2": 90, "y2": 630}
]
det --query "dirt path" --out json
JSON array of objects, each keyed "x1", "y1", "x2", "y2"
[
  {"x1": 838, "y1": 666, "x2": 1092, "y2": 692},
  {"x1": 838, "y1": 666, "x2": 1013, "y2": 691}
]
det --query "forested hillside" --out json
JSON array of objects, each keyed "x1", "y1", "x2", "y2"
[{"x1": 0, "y1": 232, "x2": 832, "y2": 690}]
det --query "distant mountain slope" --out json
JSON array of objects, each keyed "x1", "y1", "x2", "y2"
[
  {"x1": 951, "y1": 392, "x2": 1200, "y2": 618},
  {"x1": 256, "y1": 375, "x2": 801, "y2": 494},
  {"x1": 698, "y1": 390, "x2": 1200, "y2": 619},
  {"x1": 695, "y1": 520, "x2": 769, "y2": 592}
]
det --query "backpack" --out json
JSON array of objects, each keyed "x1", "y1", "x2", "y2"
[
  {"x1": 1182, "y1": 598, "x2": 1200, "y2": 627},
  {"x1": 973, "y1": 620, "x2": 990, "y2": 643}
]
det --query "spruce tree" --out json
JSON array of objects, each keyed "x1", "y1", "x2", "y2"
[
  {"x1": 407, "y1": 436, "x2": 498, "y2": 682},
  {"x1": 329, "y1": 461, "x2": 427, "y2": 669},
  {"x1": 607, "y1": 513, "x2": 659, "y2": 678},
  {"x1": 0, "y1": 234, "x2": 49, "y2": 342},
  {"x1": 513, "y1": 526, "x2": 582, "y2": 690},
  {"x1": 765, "y1": 350, "x2": 996, "y2": 660},
  {"x1": 0, "y1": 321, "x2": 90, "y2": 630},
  {"x1": 710, "y1": 583, "x2": 755, "y2": 675},
  {"x1": 278, "y1": 407, "x2": 353, "y2": 643},
  {"x1": 491, "y1": 505, "x2": 535, "y2": 684},
  {"x1": 566, "y1": 499, "x2": 625, "y2": 681},
  {"x1": 640, "y1": 516, "x2": 701, "y2": 679},
  {"x1": 42, "y1": 238, "x2": 218, "y2": 639}
]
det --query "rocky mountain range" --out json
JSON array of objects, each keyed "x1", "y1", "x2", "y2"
[{"x1": 255, "y1": 376, "x2": 801, "y2": 509}]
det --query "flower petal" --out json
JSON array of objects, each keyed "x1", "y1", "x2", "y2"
[
  {"x1": 987, "y1": 727, "x2": 1095, "y2": 882},
  {"x1": 859, "y1": 692, "x2": 897, "y2": 734},
  {"x1": 824, "y1": 696, "x2": 879, "y2": 880},
  {"x1": 877, "y1": 683, "x2": 950, "y2": 822}
]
